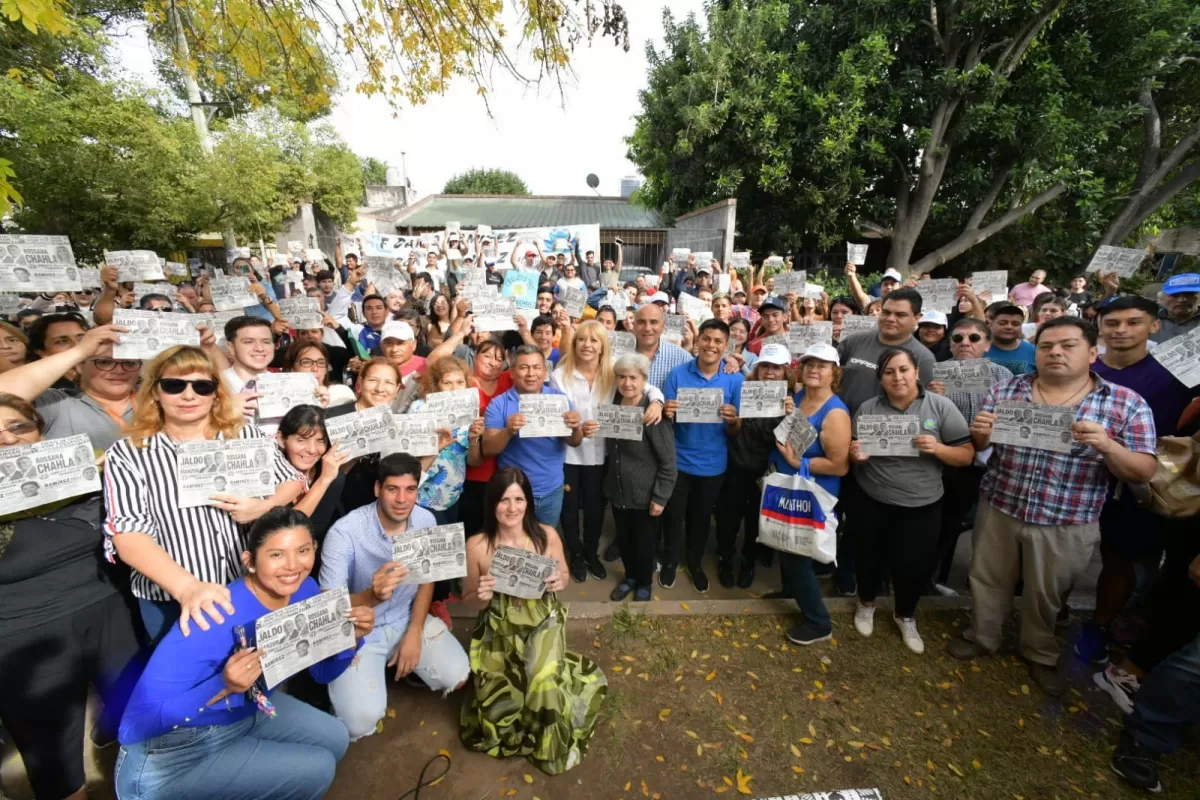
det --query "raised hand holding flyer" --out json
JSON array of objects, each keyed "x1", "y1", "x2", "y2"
[
  {"x1": 0, "y1": 234, "x2": 81, "y2": 292},
  {"x1": 391, "y1": 523, "x2": 468, "y2": 585},
  {"x1": 256, "y1": 372, "x2": 320, "y2": 419},
  {"x1": 1151, "y1": 329, "x2": 1200, "y2": 388},
  {"x1": 424, "y1": 388, "x2": 479, "y2": 430},
  {"x1": 774, "y1": 412, "x2": 819, "y2": 455},
  {"x1": 787, "y1": 322, "x2": 833, "y2": 353},
  {"x1": 856, "y1": 415, "x2": 922, "y2": 457},
  {"x1": 1086, "y1": 245, "x2": 1146, "y2": 278},
  {"x1": 490, "y1": 545, "x2": 558, "y2": 600},
  {"x1": 0, "y1": 434, "x2": 100, "y2": 514},
  {"x1": 323, "y1": 406, "x2": 395, "y2": 459},
  {"x1": 932, "y1": 359, "x2": 993, "y2": 394},
  {"x1": 676, "y1": 388, "x2": 723, "y2": 424},
  {"x1": 990, "y1": 401, "x2": 1076, "y2": 453},
  {"x1": 739, "y1": 381, "x2": 787, "y2": 419},
  {"x1": 249, "y1": 586, "x2": 356, "y2": 690},
  {"x1": 384, "y1": 412, "x2": 439, "y2": 457},
  {"x1": 176, "y1": 438, "x2": 278, "y2": 507},
  {"x1": 519, "y1": 394, "x2": 571, "y2": 438},
  {"x1": 106, "y1": 250, "x2": 165, "y2": 282},
  {"x1": 112, "y1": 310, "x2": 202, "y2": 359}
]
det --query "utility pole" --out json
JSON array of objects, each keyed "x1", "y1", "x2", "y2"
[{"x1": 170, "y1": 0, "x2": 237, "y2": 253}]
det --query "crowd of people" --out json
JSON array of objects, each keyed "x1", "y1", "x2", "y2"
[{"x1": 0, "y1": 238, "x2": 1198, "y2": 798}]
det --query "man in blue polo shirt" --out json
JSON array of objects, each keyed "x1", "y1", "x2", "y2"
[
  {"x1": 662, "y1": 318, "x2": 744, "y2": 593},
  {"x1": 483, "y1": 344, "x2": 584, "y2": 525}
]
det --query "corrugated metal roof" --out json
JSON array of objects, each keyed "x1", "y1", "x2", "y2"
[{"x1": 392, "y1": 195, "x2": 670, "y2": 230}]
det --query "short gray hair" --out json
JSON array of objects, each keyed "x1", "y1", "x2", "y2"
[
  {"x1": 612, "y1": 353, "x2": 650, "y2": 379},
  {"x1": 512, "y1": 344, "x2": 544, "y2": 362}
]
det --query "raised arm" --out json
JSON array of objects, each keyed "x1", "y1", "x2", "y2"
[
  {"x1": 0, "y1": 324, "x2": 123, "y2": 400},
  {"x1": 844, "y1": 263, "x2": 871, "y2": 313},
  {"x1": 93, "y1": 265, "x2": 120, "y2": 326}
]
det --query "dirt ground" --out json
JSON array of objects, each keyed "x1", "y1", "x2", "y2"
[
  {"x1": 3, "y1": 608, "x2": 1194, "y2": 800},
  {"x1": 320, "y1": 608, "x2": 1198, "y2": 800}
]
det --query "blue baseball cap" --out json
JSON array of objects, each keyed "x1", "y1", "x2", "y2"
[{"x1": 1163, "y1": 273, "x2": 1200, "y2": 295}]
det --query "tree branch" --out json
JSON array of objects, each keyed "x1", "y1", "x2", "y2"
[
  {"x1": 908, "y1": 183, "x2": 1067, "y2": 274},
  {"x1": 1133, "y1": 77, "x2": 1162, "y2": 192},
  {"x1": 922, "y1": 0, "x2": 944, "y2": 54},
  {"x1": 1102, "y1": 159, "x2": 1200, "y2": 245},
  {"x1": 995, "y1": 0, "x2": 1066, "y2": 78},
  {"x1": 1140, "y1": 118, "x2": 1200, "y2": 196},
  {"x1": 966, "y1": 165, "x2": 1012, "y2": 230}
]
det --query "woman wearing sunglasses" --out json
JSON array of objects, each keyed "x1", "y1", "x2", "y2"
[
  {"x1": 104, "y1": 346, "x2": 305, "y2": 644},
  {"x1": 925, "y1": 317, "x2": 1014, "y2": 596},
  {"x1": 0, "y1": 393, "x2": 143, "y2": 800},
  {"x1": 283, "y1": 339, "x2": 355, "y2": 406}
]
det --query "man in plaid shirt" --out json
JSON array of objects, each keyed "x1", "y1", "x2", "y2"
[{"x1": 948, "y1": 317, "x2": 1157, "y2": 696}]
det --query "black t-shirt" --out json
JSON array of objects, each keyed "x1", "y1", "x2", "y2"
[
  {"x1": 1068, "y1": 291, "x2": 1092, "y2": 306},
  {"x1": 0, "y1": 496, "x2": 117, "y2": 636}
]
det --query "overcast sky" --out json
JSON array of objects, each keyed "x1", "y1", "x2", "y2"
[{"x1": 110, "y1": 1, "x2": 708, "y2": 199}]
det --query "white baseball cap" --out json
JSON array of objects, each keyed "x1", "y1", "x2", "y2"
[
  {"x1": 648, "y1": 293, "x2": 670, "y2": 305},
  {"x1": 918, "y1": 310, "x2": 948, "y2": 328},
  {"x1": 758, "y1": 343, "x2": 793, "y2": 366},
  {"x1": 380, "y1": 320, "x2": 415, "y2": 342},
  {"x1": 882, "y1": 268, "x2": 904, "y2": 283},
  {"x1": 797, "y1": 343, "x2": 840, "y2": 366}
]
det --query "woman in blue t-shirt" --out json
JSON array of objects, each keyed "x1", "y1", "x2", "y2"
[
  {"x1": 115, "y1": 508, "x2": 375, "y2": 800},
  {"x1": 767, "y1": 344, "x2": 851, "y2": 646}
]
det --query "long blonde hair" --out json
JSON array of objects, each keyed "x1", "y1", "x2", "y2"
[
  {"x1": 557, "y1": 320, "x2": 613, "y2": 399},
  {"x1": 126, "y1": 346, "x2": 241, "y2": 447}
]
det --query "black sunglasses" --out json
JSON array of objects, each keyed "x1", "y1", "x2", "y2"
[
  {"x1": 156, "y1": 378, "x2": 218, "y2": 396},
  {"x1": 951, "y1": 333, "x2": 985, "y2": 344}
]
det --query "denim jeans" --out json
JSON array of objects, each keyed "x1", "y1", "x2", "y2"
[
  {"x1": 1127, "y1": 632, "x2": 1200, "y2": 755},
  {"x1": 778, "y1": 551, "x2": 832, "y2": 634},
  {"x1": 114, "y1": 692, "x2": 348, "y2": 800},
  {"x1": 138, "y1": 598, "x2": 181, "y2": 646},
  {"x1": 327, "y1": 614, "x2": 470, "y2": 740},
  {"x1": 533, "y1": 485, "x2": 565, "y2": 528}
]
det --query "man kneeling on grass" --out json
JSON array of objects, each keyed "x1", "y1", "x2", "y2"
[{"x1": 320, "y1": 453, "x2": 470, "y2": 740}]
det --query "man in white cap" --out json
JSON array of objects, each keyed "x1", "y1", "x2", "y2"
[
  {"x1": 916, "y1": 309, "x2": 951, "y2": 361},
  {"x1": 846, "y1": 265, "x2": 903, "y2": 312},
  {"x1": 379, "y1": 320, "x2": 426, "y2": 381}
]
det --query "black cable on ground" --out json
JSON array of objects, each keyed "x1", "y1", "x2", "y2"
[{"x1": 396, "y1": 752, "x2": 452, "y2": 800}]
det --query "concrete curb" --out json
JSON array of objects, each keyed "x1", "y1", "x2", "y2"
[{"x1": 447, "y1": 594, "x2": 1097, "y2": 620}]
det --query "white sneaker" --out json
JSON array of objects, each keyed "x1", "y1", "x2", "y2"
[
  {"x1": 1094, "y1": 665, "x2": 1140, "y2": 715},
  {"x1": 934, "y1": 583, "x2": 959, "y2": 597},
  {"x1": 895, "y1": 616, "x2": 925, "y2": 654},
  {"x1": 853, "y1": 603, "x2": 875, "y2": 637}
]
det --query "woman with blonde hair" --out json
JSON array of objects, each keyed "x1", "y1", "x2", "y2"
[
  {"x1": 550, "y1": 320, "x2": 613, "y2": 582},
  {"x1": 104, "y1": 346, "x2": 305, "y2": 643},
  {"x1": 0, "y1": 320, "x2": 29, "y2": 372}
]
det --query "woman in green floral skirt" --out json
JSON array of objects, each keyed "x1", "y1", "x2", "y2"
[{"x1": 460, "y1": 467, "x2": 607, "y2": 774}]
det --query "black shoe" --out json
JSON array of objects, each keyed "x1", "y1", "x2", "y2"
[
  {"x1": 570, "y1": 556, "x2": 588, "y2": 583},
  {"x1": 835, "y1": 574, "x2": 857, "y2": 597},
  {"x1": 1028, "y1": 661, "x2": 1067, "y2": 697},
  {"x1": 610, "y1": 581, "x2": 635, "y2": 601},
  {"x1": 586, "y1": 554, "x2": 607, "y2": 580},
  {"x1": 718, "y1": 559, "x2": 736, "y2": 589},
  {"x1": 756, "y1": 549, "x2": 774, "y2": 569},
  {"x1": 1111, "y1": 731, "x2": 1163, "y2": 793},
  {"x1": 634, "y1": 586, "x2": 653, "y2": 602},
  {"x1": 737, "y1": 559, "x2": 755, "y2": 589},
  {"x1": 602, "y1": 540, "x2": 621, "y2": 562},
  {"x1": 786, "y1": 622, "x2": 832, "y2": 646},
  {"x1": 688, "y1": 566, "x2": 709, "y2": 594},
  {"x1": 658, "y1": 563, "x2": 677, "y2": 589}
]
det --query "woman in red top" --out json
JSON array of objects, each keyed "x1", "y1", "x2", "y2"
[{"x1": 459, "y1": 337, "x2": 512, "y2": 535}]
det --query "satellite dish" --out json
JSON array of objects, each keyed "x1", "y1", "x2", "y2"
[{"x1": 586, "y1": 174, "x2": 600, "y2": 189}]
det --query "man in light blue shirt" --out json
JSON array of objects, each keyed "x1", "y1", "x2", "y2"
[
  {"x1": 320, "y1": 453, "x2": 469, "y2": 740},
  {"x1": 483, "y1": 345, "x2": 584, "y2": 526},
  {"x1": 661, "y1": 318, "x2": 744, "y2": 593}
]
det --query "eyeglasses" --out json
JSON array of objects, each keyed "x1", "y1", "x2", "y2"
[
  {"x1": 297, "y1": 358, "x2": 328, "y2": 369},
  {"x1": 951, "y1": 333, "x2": 985, "y2": 344},
  {"x1": 91, "y1": 358, "x2": 141, "y2": 372},
  {"x1": 0, "y1": 420, "x2": 39, "y2": 436},
  {"x1": 156, "y1": 378, "x2": 218, "y2": 396}
]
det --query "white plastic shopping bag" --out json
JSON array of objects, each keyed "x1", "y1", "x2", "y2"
[{"x1": 757, "y1": 469, "x2": 839, "y2": 563}]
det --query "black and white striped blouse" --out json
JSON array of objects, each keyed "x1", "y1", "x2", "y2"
[{"x1": 102, "y1": 424, "x2": 300, "y2": 602}]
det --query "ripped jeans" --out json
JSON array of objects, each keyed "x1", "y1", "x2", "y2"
[{"x1": 327, "y1": 614, "x2": 470, "y2": 740}]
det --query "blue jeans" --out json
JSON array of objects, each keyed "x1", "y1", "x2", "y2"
[
  {"x1": 1127, "y1": 632, "x2": 1200, "y2": 755},
  {"x1": 779, "y1": 551, "x2": 832, "y2": 634},
  {"x1": 327, "y1": 615, "x2": 470, "y2": 740},
  {"x1": 114, "y1": 692, "x2": 348, "y2": 800},
  {"x1": 534, "y1": 486, "x2": 565, "y2": 528},
  {"x1": 138, "y1": 599, "x2": 181, "y2": 646}
]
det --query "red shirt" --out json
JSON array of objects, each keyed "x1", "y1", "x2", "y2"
[{"x1": 465, "y1": 371, "x2": 514, "y2": 483}]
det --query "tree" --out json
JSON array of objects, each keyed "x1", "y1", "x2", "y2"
[
  {"x1": 443, "y1": 168, "x2": 530, "y2": 195},
  {"x1": 629, "y1": 0, "x2": 1200, "y2": 276},
  {"x1": 361, "y1": 157, "x2": 389, "y2": 187}
]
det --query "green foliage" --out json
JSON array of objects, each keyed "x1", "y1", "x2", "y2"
[
  {"x1": 629, "y1": 0, "x2": 1200, "y2": 278},
  {"x1": 361, "y1": 156, "x2": 389, "y2": 187},
  {"x1": 443, "y1": 167, "x2": 530, "y2": 195}
]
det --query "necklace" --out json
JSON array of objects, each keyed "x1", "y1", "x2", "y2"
[{"x1": 1033, "y1": 377, "x2": 1091, "y2": 407}]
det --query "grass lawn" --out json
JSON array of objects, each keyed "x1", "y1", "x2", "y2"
[{"x1": 323, "y1": 607, "x2": 1198, "y2": 800}]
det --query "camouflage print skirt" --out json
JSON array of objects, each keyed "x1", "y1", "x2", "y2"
[{"x1": 459, "y1": 592, "x2": 607, "y2": 774}]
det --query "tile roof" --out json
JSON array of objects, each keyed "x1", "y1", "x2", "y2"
[{"x1": 391, "y1": 195, "x2": 670, "y2": 230}]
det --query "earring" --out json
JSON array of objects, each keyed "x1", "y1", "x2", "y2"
[{"x1": 248, "y1": 567, "x2": 255, "y2": 572}]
